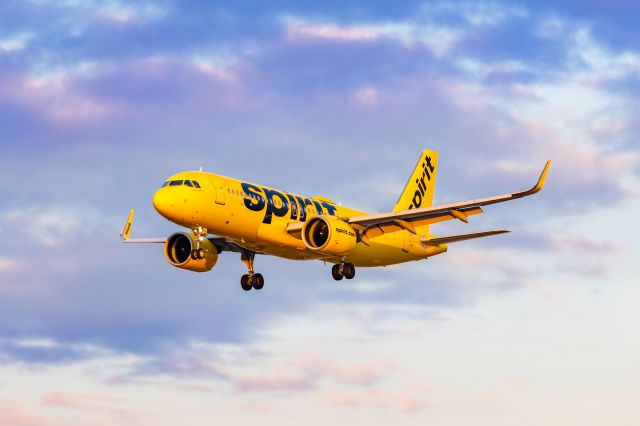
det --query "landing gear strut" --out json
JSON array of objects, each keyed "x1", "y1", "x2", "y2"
[
  {"x1": 191, "y1": 226, "x2": 208, "y2": 260},
  {"x1": 240, "y1": 250, "x2": 264, "y2": 291},
  {"x1": 332, "y1": 262, "x2": 355, "y2": 281}
]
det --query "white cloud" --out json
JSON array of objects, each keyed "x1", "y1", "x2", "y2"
[
  {"x1": 29, "y1": 0, "x2": 168, "y2": 24},
  {"x1": 419, "y1": 1, "x2": 529, "y2": 27},
  {"x1": 282, "y1": 16, "x2": 462, "y2": 57},
  {"x1": 0, "y1": 32, "x2": 33, "y2": 52},
  {"x1": 95, "y1": 1, "x2": 167, "y2": 24},
  {"x1": 190, "y1": 54, "x2": 238, "y2": 83},
  {"x1": 0, "y1": 205, "x2": 108, "y2": 247},
  {"x1": 571, "y1": 27, "x2": 640, "y2": 81}
]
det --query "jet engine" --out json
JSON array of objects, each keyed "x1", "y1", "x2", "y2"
[
  {"x1": 302, "y1": 215, "x2": 357, "y2": 256},
  {"x1": 164, "y1": 232, "x2": 218, "y2": 272}
]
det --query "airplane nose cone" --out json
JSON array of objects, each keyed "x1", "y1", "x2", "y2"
[{"x1": 152, "y1": 190, "x2": 172, "y2": 217}]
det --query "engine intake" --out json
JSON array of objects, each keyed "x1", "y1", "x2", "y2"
[
  {"x1": 164, "y1": 232, "x2": 218, "y2": 272},
  {"x1": 302, "y1": 215, "x2": 357, "y2": 256}
]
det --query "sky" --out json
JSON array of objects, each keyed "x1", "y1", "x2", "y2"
[{"x1": 1, "y1": 0, "x2": 639, "y2": 424}]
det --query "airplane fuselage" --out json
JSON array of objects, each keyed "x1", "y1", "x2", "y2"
[{"x1": 152, "y1": 171, "x2": 446, "y2": 267}]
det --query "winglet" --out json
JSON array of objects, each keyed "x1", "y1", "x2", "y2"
[
  {"x1": 121, "y1": 209, "x2": 134, "y2": 240},
  {"x1": 531, "y1": 160, "x2": 551, "y2": 194}
]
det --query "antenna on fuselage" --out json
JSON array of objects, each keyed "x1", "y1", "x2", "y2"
[{"x1": 199, "y1": 166, "x2": 204, "y2": 172}]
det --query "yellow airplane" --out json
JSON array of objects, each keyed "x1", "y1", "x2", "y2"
[{"x1": 122, "y1": 150, "x2": 550, "y2": 291}]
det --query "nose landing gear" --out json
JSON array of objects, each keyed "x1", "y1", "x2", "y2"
[
  {"x1": 332, "y1": 262, "x2": 355, "y2": 281},
  {"x1": 240, "y1": 250, "x2": 264, "y2": 291},
  {"x1": 190, "y1": 227, "x2": 208, "y2": 260}
]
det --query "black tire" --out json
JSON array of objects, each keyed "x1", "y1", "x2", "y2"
[
  {"x1": 240, "y1": 274, "x2": 252, "y2": 291},
  {"x1": 253, "y1": 273, "x2": 264, "y2": 290},
  {"x1": 343, "y1": 263, "x2": 356, "y2": 280},
  {"x1": 197, "y1": 248, "x2": 205, "y2": 259},
  {"x1": 331, "y1": 264, "x2": 344, "y2": 281},
  {"x1": 191, "y1": 249, "x2": 199, "y2": 260}
]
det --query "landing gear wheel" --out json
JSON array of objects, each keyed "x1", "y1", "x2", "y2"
[
  {"x1": 191, "y1": 249, "x2": 199, "y2": 260},
  {"x1": 332, "y1": 264, "x2": 344, "y2": 281},
  {"x1": 197, "y1": 248, "x2": 205, "y2": 259},
  {"x1": 252, "y1": 273, "x2": 264, "y2": 290},
  {"x1": 240, "y1": 274, "x2": 252, "y2": 291},
  {"x1": 343, "y1": 263, "x2": 356, "y2": 280}
]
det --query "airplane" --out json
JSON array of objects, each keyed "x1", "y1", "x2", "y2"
[{"x1": 121, "y1": 149, "x2": 550, "y2": 291}]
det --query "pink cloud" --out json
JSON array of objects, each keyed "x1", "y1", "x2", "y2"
[
  {"x1": 294, "y1": 355, "x2": 387, "y2": 386},
  {"x1": 40, "y1": 392, "x2": 143, "y2": 422},
  {"x1": 323, "y1": 387, "x2": 430, "y2": 413},
  {"x1": 233, "y1": 375, "x2": 314, "y2": 393},
  {"x1": 0, "y1": 396, "x2": 49, "y2": 426},
  {"x1": 324, "y1": 389, "x2": 365, "y2": 407},
  {"x1": 352, "y1": 87, "x2": 380, "y2": 106},
  {"x1": 550, "y1": 235, "x2": 621, "y2": 255},
  {"x1": 0, "y1": 71, "x2": 119, "y2": 125},
  {"x1": 285, "y1": 22, "x2": 378, "y2": 42},
  {"x1": 236, "y1": 402, "x2": 277, "y2": 413}
]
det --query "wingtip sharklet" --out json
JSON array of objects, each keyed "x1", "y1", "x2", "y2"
[
  {"x1": 531, "y1": 160, "x2": 551, "y2": 194},
  {"x1": 121, "y1": 209, "x2": 134, "y2": 240}
]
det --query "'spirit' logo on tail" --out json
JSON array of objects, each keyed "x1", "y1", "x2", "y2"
[{"x1": 408, "y1": 155, "x2": 435, "y2": 209}]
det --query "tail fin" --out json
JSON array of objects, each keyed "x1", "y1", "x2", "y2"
[{"x1": 393, "y1": 149, "x2": 439, "y2": 211}]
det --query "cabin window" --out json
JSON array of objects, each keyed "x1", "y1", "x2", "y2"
[{"x1": 169, "y1": 180, "x2": 183, "y2": 186}]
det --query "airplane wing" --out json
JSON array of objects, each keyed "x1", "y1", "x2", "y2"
[
  {"x1": 348, "y1": 161, "x2": 550, "y2": 243},
  {"x1": 420, "y1": 230, "x2": 510, "y2": 246},
  {"x1": 120, "y1": 209, "x2": 245, "y2": 253},
  {"x1": 287, "y1": 160, "x2": 550, "y2": 243},
  {"x1": 120, "y1": 210, "x2": 165, "y2": 243}
]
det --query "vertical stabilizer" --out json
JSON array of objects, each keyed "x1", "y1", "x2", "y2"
[{"x1": 393, "y1": 150, "x2": 438, "y2": 211}]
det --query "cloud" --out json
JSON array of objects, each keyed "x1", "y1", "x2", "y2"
[
  {"x1": 0, "y1": 3, "x2": 638, "y2": 407},
  {"x1": 40, "y1": 391, "x2": 143, "y2": 421},
  {"x1": 0, "y1": 258, "x2": 21, "y2": 273},
  {"x1": 282, "y1": 16, "x2": 462, "y2": 57},
  {"x1": 0, "y1": 397, "x2": 50, "y2": 426},
  {"x1": 0, "y1": 338, "x2": 105, "y2": 365},
  {"x1": 323, "y1": 387, "x2": 430, "y2": 412},
  {"x1": 28, "y1": 0, "x2": 169, "y2": 25},
  {"x1": 0, "y1": 32, "x2": 33, "y2": 52},
  {"x1": 352, "y1": 87, "x2": 379, "y2": 106},
  {"x1": 233, "y1": 375, "x2": 315, "y2": 393},
  {"x1": 0, "y1": 205, "x2": 108, "y2": 247}
]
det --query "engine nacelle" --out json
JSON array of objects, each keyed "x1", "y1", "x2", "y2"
[
  {"x1": 164, "y1": 232, "x2": 218, "y2": 272},
  {"x1": 302, "y1": 215, "x2": 357, "y2": 256}
]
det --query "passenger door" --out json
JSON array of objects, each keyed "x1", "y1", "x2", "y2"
[{"x1": 210, "y1": 177, "x2": 226, "y2": 205}]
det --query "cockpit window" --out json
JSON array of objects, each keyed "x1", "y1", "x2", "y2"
[
  {"x1": 160, "y1": 181, "x2": 169, "y2": 188},
  {"x1": 184, "y1": 180, "x2": 193, "y2": 187},
  {"x1": 169, "y1": 180, "x2": 183, "y2": 186},
  {"x1": 192, "y1": 181, "x2": 201, "y2": 188}
]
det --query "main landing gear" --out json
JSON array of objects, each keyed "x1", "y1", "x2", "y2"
[
  {"x1": 332, "y1": 262, "x2": 355, "y2": 281},
  {"x1": 240, "y1": 250, "x2": 264, "y2": 291},
  {"x1": 190, "y1": 226, "x2": 207, "y2": 260}
]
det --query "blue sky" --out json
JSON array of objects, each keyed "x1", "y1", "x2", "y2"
[{"x1": 1, "y1": 1, "x2": 639, "y2": 424}]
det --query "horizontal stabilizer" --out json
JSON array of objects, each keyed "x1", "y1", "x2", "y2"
[{"x1": 421, "y1": 230, "x2": 510, "y2": 246}]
